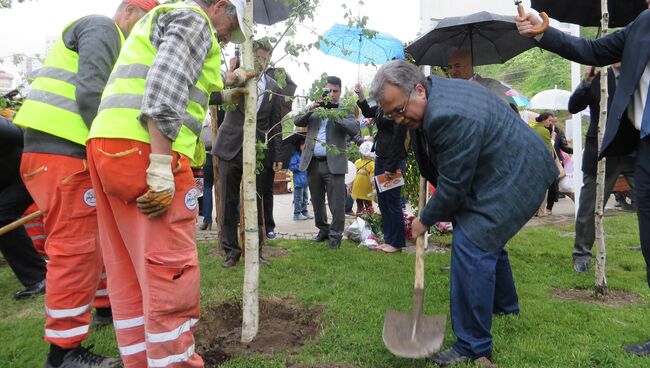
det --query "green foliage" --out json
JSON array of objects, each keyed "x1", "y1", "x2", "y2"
[
  {"x1": 357, "y1": 208, "x2": 383, "y2": 239},
  {"x1": 402, "y1": 149, "x2": 421, "y2": 212},
  {"x1": 476, "y1": 48, "x2": 571, "y2": 98},
  {"x1": 255, "y1": 140, "x2": 266, "y2": 175}
]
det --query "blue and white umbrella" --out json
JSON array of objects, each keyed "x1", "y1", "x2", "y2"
[{"x1": 318, "y1": 23, "x2": 404, "y2": 66}]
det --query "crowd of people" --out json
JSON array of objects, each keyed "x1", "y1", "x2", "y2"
[{"x1": 1, "y1": 1, "x2": 650, "y2": 367}]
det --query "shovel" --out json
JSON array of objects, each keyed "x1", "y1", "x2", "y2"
[{"x1": 383, "y1": 177, "x2": 446, "y2": 358}]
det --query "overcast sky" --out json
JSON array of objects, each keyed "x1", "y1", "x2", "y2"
[{"x1": 0, "y1": 0, "x2": 534, "y2": 95}]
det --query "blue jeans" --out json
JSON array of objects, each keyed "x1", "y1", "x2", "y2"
[
  {"x1": 375, "y1": 157, "x2": 406, "y2": 247},
  {"x1": 294, "y1": 186, "x2": 308, "y2": 216},
  {"x1": 201, "y1": 154, "x2": 214, "y2": 224},
  {"x1": 450, "y1": 226, "x2": 519, "y2": 358}
]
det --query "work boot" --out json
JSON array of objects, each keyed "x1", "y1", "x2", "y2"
[
  {"x1": 44, "y1": 345, "x2": 121, "y2": 368},
  {"x1": 222, "y1": 255, "x2": 240, "y2": 268}
]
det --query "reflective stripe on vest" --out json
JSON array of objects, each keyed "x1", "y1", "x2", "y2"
[
  {"x1": 13, "y1": 20, "x2": 124, "y2": 146},
  {"x1": 89, "y1": 3, "x2": 223, "y2": 165}
]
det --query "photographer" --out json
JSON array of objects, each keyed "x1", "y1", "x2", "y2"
[{"x1": 294, "y1": 76, "x2": 359, "y2": 249}]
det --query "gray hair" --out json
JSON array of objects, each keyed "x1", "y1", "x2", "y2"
[
  {"x1": 201, "y1": 0, "x2": 237, "y2": 17},
  {"x1": 224, "y1": 1, "x2": 237, "y2": 18},
  {"x1": 370, "y1": 60, "x2": 426, "y2": 103}
]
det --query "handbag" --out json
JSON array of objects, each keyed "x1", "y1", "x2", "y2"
[{"x1": 552, "y1": 149, "x2": 566, "y2": 180}]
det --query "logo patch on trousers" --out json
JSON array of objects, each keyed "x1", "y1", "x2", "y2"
[
  {"x1": 184, "y1": 188, "x2": 199, "y2": 211},
  {"x1": 83, "y1": 188, "x2": 96, "y2": 207}
]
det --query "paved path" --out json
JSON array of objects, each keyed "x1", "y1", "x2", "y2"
[{"x1": 196, "y1": 192, "x2": 630, "y2": 243}]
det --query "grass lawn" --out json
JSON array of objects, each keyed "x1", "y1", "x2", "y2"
[{"x1": 1, "y1": 213, "x2": 648, "y2": 367}]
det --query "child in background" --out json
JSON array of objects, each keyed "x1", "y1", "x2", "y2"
[
  {"x1": 352, "y1": 141, "x2": 375, "y2": 213},
  {"x1": 289, "y1": 139, "x2": 313, "y2": 221}
]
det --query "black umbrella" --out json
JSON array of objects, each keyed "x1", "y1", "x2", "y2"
[
  {"x1": 531, "y1": 0, "x2": 647, "y2": 27},
  {"x1": 406, "y1": 11, "x2": 536, "y2": 67},
  {"x1": 253, "y1": 0, "x2": 303, "y2": 26}
]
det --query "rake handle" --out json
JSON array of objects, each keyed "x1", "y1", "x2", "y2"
[{"x1": 0, "y1": 210, "x2": 43, "y2": 237}]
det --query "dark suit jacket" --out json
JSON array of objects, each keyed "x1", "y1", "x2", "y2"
[
  {"x1": 538, "y1": 10, "x2": 650, "y2": 158},
  {"x1": 417, "y1": 76, "x2": 558, "y2": 251},
  {"x1": 212, "y1": 75, "x2": 284, "y2": 162},
  {"x1": 356, "y1": 99, "x2": 407, "y2": 172},
  {"x1": 293, "y1": 105, "x2": 359, "y2": 174},
  {"x1": 0, "y1": 116, "x2": 24, "y2": 187},
  {"x1": 568, "y1": 68, "x2": 617, "y2": 175}
]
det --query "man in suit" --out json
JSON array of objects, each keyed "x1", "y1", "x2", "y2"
[
  {"x1": 517, "y1": 8, "x2": 650, "y2": 355},
  {"x1": 370, "y1": 60, "x2": 557, "y2": 366},
  {"x1": 569, "y1": 64, "x2": 636, "y2": 273},
  {"x1": 448, "y1": 49, "x2": 510, "y2": 103},
  {"x1": 294, "y1": 76, "x2": 359, "y2": 249},
  {"x1": 213, "y1": 39, "x2": 284, "y2": 268}
]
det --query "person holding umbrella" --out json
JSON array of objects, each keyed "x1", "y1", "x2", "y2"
[{"x1": 516, "y1": 5, "x2": 650, "y2": 356}]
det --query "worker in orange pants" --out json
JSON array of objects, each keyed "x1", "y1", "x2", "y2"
[
  {"x1": 87, "y1": 139, "x2": 202, "y2": 368},
  {"x1": 13, "y1": 1, "x2": 159, "y2": 366},
  {"x1": 20, "y1": 154, "x2": 103, "y2": 350}
]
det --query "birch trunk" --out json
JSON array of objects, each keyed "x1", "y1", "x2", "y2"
[
  {"x1": 594, "y1": 0, "x2": 609, "y2": 295},
  {"x1": 241, "y1": 0, "x2": 260, "y2": 343}
]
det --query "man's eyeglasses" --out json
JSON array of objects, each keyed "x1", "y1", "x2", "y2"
[{"x1": 383, "y1": 87, "x2": 414, "y2": 120}]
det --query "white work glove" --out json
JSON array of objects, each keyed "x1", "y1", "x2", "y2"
[
  {"x1": 136, "y1": 154, "x2": 175, "y2": 218},
  {"x1": 232, "y1": 68, "x2": 257, "y2": 86},
  {"x1": 221, "y1": 88, "x2": 249, "y2": 105}
]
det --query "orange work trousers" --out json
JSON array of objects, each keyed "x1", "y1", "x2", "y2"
[
  {"x1": 87, "y1": 138, "x2": 203, "y2": 368},
  {"x1": 21, "y1": 201, "x2": 109, "y2": 307},
  {"x1": 20, "y1": 153, "x2": 102, "y2": 349},
  {"x1": 23, "y1": 203, "x2": 46, "y2": 255}
]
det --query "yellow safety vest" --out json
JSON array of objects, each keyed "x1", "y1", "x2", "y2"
[
  {"x1": 14, "y1": 19, "x2": 125, "y2": 146},
  {"x1": 89, "y1": 3, "x2": 223, "y2": 166}
]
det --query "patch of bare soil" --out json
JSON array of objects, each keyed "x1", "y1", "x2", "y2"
[
  {"x1": 403, "y1": 240, "x2": 451, "y2": 254},
  {"x1": 196, "y1": 296, "x2": 323, "y2": 366},
  {"x1": 551, "y1": 287, "x2": 642, "y2": 307}
]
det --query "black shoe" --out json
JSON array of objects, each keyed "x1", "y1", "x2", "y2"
[
  {"x1": 573, "y1": 261, "x2": 589, "y2": 273},
  {"x1": 427, "y1": 347, "x2": 471, "y2": 366},
  {"x1": 44, "y1": 345, "x2": 121, "y2": 368},
  {"x1": 259, "y1": 256, "x2": 270, "y2": 267},
  {"x1": 15, "y1": 279, "x2": 46, "y2": 300},
  {"x1": 624, "y1": 340, "x2": 650, "y2": 356},
  {"x1": 222, "y1": 256, "x2": 240, "y2": 268},
  {"x1": 313, "y1": 233, "x2": 328, "y2": 242},
  {"x1": 328, "y1": 239, "x2": 341, "y2": 249}
]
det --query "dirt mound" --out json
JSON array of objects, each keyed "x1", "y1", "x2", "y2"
[
  {"x1": 196, "y1": 296, "x2": 323, "y2": 366},
  {"x1": 551, "y1": 287, "x2": 641, "y2": 307}
]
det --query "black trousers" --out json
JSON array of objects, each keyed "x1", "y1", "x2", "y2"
[
  {"x1": 0, "y1": 179, "x2": 46, "y2": 287},
  {"x1": 262, "y1": 164, "x2": 276, "y2": 233},
  {"x1": 218, "y1": 150, "x2": 272, "y2": 258},
  {"x1": 636, "y1": 137, "x2": 650, "y2": 288}
]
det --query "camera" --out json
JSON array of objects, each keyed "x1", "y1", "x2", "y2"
[{"x1": 321, "y1": 87, "x2": 331, "y2": 98}]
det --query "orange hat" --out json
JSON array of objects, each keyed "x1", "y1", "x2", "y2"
[{"x1": 123, "y1": 0, "x2": 159, "y2": 12}]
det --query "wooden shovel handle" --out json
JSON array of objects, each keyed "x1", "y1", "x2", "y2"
[
  {"x1": 414, "y1": 177, "x2": 427, "y2": 290},
  {"x1": 0, "y1": 210, "x2": 43, "y2": 237},
  {"x1": 515, "y1": 0, "x2": 549, "y2": 36}
]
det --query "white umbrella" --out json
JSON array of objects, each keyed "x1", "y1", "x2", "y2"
[{"x1": 527, "y1": 87, "x2": 572, "y2": 110}]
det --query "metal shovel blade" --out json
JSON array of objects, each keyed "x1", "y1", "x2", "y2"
[{"x1": 382, "y1": 290, "x2": 446, "y2": 358}]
